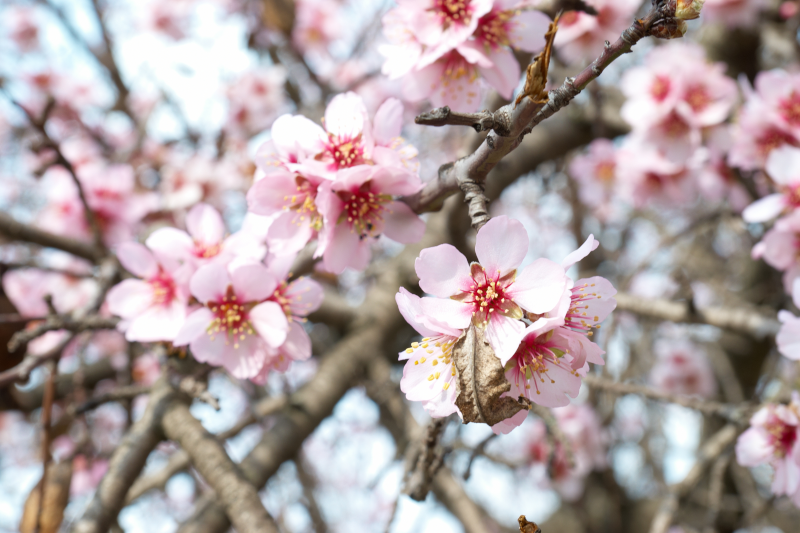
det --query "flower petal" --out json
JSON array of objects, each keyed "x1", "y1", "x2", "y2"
[
  {"x1": 484, "y1": 314, "x2": 527, "y2": 365},
  {"x1": 508, "y1": 258, "x2": 568, "y2": 314},
  {"x1": 186, "y1": 203, "x2": 225, "y2": 245},
  {"x1": 250, "y1": 301, "x2": 289, "y2": 348},
  {"x1": 174, "y1": 307, "x2": 214, "y2": 346},
  {"x1": 561, "y1": 235, "x2": 599, "y2": 269},
  {"x1": 415, "y1": 244, "x2": 471, "y2": 297},
  {"x1": 116, "y1": 242, "x2": 158, "y2": 279},
  {"x1": 382, "y1": 201, "x2": 426, "y2": 244},
  {"x1": 742, "y1": 193, "x2": 786, "y2": 223},
  {"x1": 106, "y1": 279, "x2": 153, "y2": 319},
  {"x1": 190, "y1": 263, "x2": 231, "y2": 303},
  {"x1": 475, "y1": 216, "x2": 528, "y2": 276}
]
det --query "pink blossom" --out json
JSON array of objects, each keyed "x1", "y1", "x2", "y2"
[
  {"x1": 146, "y1": 203, "x2": 265, "y2": 268},
  {"x1": 106, "y1": 242, "x2": 192, "y2": 343},
  {"x1": 315, "y1": 165, "x2": 425, "y2": 273},
  {"x1": 381, "y1": 0, "x2": 549, "y2": 110},
  {"x1": 554, "y1": 0, "x2": 641, "y2": 64},
  {"x1": 522, "y1": 404, "x2": 606, "y2": 499},
  {"x1": 702, "y1": 0, "x2": 770, "y2": 28},
  {"x1": 696, "y1": 126, "x2": 751, "y2": 211},
  {"x1": 5, "y1": 6, "x2": 39, "y2": 52},
  {"x1": 752, "y1": 211, "x2": 800, "y2": 290},
  {"x1": 174, "y1": 262, "x2": 290, "y2": 379},
  {"x1": 143, "y1": 0, "x2": 193, "y2": 40},
  {"x1": 742, "y1": 145, "x2": 800, "y2": 223},
  {"x1": 71, "y1": 456, "x2": 109, "y2": 496},
  {"x1": 3, "y1": 264, "x2": 96, "y2": 318},
  {"x1": 736, "y1": 395, "x2": 800, "y2": 506},
  {"x1": 225, "y1": 67, "x2": 287, "y2": 138},
  {"x1": 649, "y1": 339, "x2": 718, "y2": 399},
  {"x1": 417, "y1": 216, "x2": 568, "y2": 364},
  {"x1": 159, "y1": 152, "x2": 249, "y2": 210},
  {"x1": 615, "y1": 139, "x2": 696, "y2": 208},
  {"x1": 568, "y1": 138, "x2": 618, "y2": 216},
  {"x1": 493, "y1": 237, "x2": 616, "y2": 434},
  {"x1": 292, "y1": 0, "x2": 343, "y2": 55},
  {"x1": 730, "y1": 69, "x2": 800, "y2": 171},
  {"x1": 396, "y1": 287, "x2": 462, "y2": 418}
]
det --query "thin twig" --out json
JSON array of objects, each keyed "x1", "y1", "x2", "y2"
[{"x1": 35, "y1": 360, "x2": 58, "y2": 533}]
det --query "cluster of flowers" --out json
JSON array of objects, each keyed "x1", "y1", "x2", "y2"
[
  {"x1": 395, "y1": 216, "x2": 617, "y2": 434},
  {"x1": 569, "y1": 42, "x2": 746, "y2": 217},
  {"x1": 380, "y1": 0, "x2": 551, "y2": 110},
  {"x1": 105, "y1": 202, "x2": 323, "y2": 382},
  {"x1": 247, "y1": 92, "x2": 426, "y2": 273}
]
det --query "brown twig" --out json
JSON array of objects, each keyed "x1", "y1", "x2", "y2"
[
  {"x1": 36, "y1": 360, "x2": 58, "y2": 533},
  {"x1": 0, "y1": 212, "x2": 102, "y2": 262},
  {"x1": 0, "y1": 334, "x2": 76, "y2": 388},
  {"x1": 8, "y1": 315, "x2": 120, "y2": 354},
  {"x1": 68, "y1": 385, "x2": 151, "y2": 417},
  {"x1": 403, "y1": 418, "x2": 448, "y2": 501}
]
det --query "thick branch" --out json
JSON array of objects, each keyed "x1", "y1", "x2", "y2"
[
  {"x1": 0, "y1": 212, "x2": 102, "y2": 262},
  {"x1": 0, "y1": 334, "x2": 76, "y2": 389},
  {"x1": 161, "y1": 401, "x2": 278, "y2": 533},
  {"x1": 70, "y1": 378, "x2": 179, "y2": 533},
  {"x1": 614, "y1": 292, "x2": 780, "y2": 339}
]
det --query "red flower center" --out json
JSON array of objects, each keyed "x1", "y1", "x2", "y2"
[
  {"x1": 326, "y1": 133, "x2": 367, "y2": 169},
  {"x1": 149, "y1": 271, "x2": 177, "y2": 305},
  {"x1": 338, "y1": 187, "x2": 392, "y2": 239},
  {"x1": 206, "y1": 286, "x2": 255, "y2": 348},
  {"x1": 780, "y1": 91, "x2": 800, "y2": 126},
  {"x1": 474, "y1": 10, "x2": 512, "y2": 48},
  {"x1": 431, "y1": 0, "x2": 472, "y2": 28}
]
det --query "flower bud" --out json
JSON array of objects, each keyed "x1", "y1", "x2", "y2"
[{"x1": 675, "y1": 0, "x2": 705, "y2": 20}]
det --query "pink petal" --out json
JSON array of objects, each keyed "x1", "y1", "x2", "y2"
[
  {"x1": 475, "y1": 216, "x2": 528, "y2": 276},
  {"x1": 528, "y1": 361, "x2": 581, "y2": 408},
  {"x1": 372, "y1": 98, "x2": 404, "y2": 146},
  {"x1": 415, "y1": 244, "x2": 471, "y2": 297},
  {"x1": 145, "y1": 227, "x2": 195, "y2": 263},
  {"x1": 419, "y1": 297, "x2": 472, "y2": 330},
  {"x1": 778, "y1": 313, "x2": 800, "y2": 360},
  {"x1": 186, "y1": 203, "x2": 225, "y2": 245},
  {"x1": 280, "y1": 321, "x2": 312, "y2": 361},
  {"x1": 509, "y1": 258, "x2": 568, "y2": 314},
  {"x1": 478, "y1": 47, "x2": 520, "y2": 100},
  {"x1": 562, "y1": 235, "x2": 600, "y2": 269},
  {"x1": 246, "y1": 169, "x2": 301, "y2": 216},
  {"x1": 190, "y1": 263, "x2": 231, "y2": 303},
  {"x1": 766, "y1": 145, "x2": 800, "y2": 186},
  {"x1": 250, "y1": 300, "x2": 289, "y2": 348},
  {"x1": 285, "y1": 277, "x2": 324, "y2": 317},
  {"x1": 267, "y1": 212, "x2": 315, "y2": 256},
  {"x1": 401, "y1": 343, "x2": 455, "y2": 402},
  {"x1": 742, "y1": 193, "x2": 786, "y2": 223},
  {"x1": 106, "y1": 279, "x2": 154, "y2": 319},
  {"x1": 735, "y1": 426, "x2": 773, "y2": 466},
  {"x1": 491, "y1": 409, "x2": 527, "y2": 435},
  {"x1": 125, "y1": 300, "x2": 187, "y2": 342},
  {"x1": 402, "y1": 62, "x2": 444, "y2": 102},
  {"x1": 396, "y1": 288, "x2": 440, "y2": 338},
  {"x1": 230, "y1": 263, "x2": 277, "y2": 302},
  {"x1": 324, "y1": 92, "x2": 368, "y2": 140},
  {"x1": 382, "y1": 201, "x2": 425, "y2": 244},
  {"x1": 116, "y1": 242, "x2": 158, "y2": 279},
  {"x1": 174, "y1": 307, "x2": 214, "y2": 346},
  {"x1": 191, "y1": 333, "x2": 266, "y2": 379},
  {"x1": 321, "y1": 223, "x2": 371, "y2": 274},
  {"x1": 370, "y1": 167, "x2": 424, "y2": 196},
  {"x1": 507, "y1": 9, "x2": 549, "y2": 53},
  {"x1": 484, "y1": 314, "x2": 527, "y2": 365}
]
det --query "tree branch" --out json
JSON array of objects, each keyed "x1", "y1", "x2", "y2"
[
  {"x1": 8, "y1": 315, "x2": 120, "y2": 353},
  {"x1": 0, "y1": 212, "x2": 102, "y2": 262}
]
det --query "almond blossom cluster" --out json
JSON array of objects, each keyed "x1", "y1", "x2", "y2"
[
  {"x1": 380, "y1": 0, "x2": 551, "y2": 110},
  {"x1": 395, "y1": 216, "x2": 617, "y2": 433},
  {"x1": 569, "y1": 42, "x2": 746, "y2": 214},
  {"x1": 105, "y1": 202, "x2": 323, "y2": 381},
  {"x1": 247, "y1": 92, "x2": 426, "y2": 273}
]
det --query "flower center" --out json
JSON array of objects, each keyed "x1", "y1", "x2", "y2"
[
  {"x1": 758, "y1": 128, "x2": 796, "y2": 157},
  {"x1": 326, "y1": 133, "x2": 367, "y2": 169},
  {"x1": 786, "y1": 184, "x2": 800, "y2": 208},
  {"x1": 206, "y1": 286, "x2": 255, "y2": 349},
  {"x1": 780, "y1": 91, "x2": 800, "y2": 125},
  {"x1": 595, "y1": 161, "x2": 615, "y2": 183},
  {"x1": 194, "y1": 241, "x2": 221, "y2": 259},
  {"x1": 149, "y1": 271, "x2": 177, "y2": 305},
  {"x1": 270, "y1": 282, "x2": 294, "y2": 321},
  {"x1": 511, "y1": 332, "x2": 575, "y2": 396},
  {"x1": 767, "y1": 416, "x2": 798, "y2": 457},
  {"x1": 283, "y1": 177, "x2": 323, "y2": 230},
  {"x1": 651, "y1": 75, "x2": 671, "y2": 102},
  {"x1": 566, "y1": 283, "x2": 603, "y2": 338},
  {"x1": 339, "y1": 189, "x2": 392, "y2": 239},
  {"x1": 453, "y1": 264, "x2": 521, "y2": 327},
  {"x1": 474, "y1": 10, "x2": 512, "y2": 48},
  {"x1": 685, "y1": 85, "x2": 710, "y2": 112},
  {"x1": 431, "y1": 0, "x2": 472, "y2": 28},
  {"x1": 403, "y1": 335, "x2": 457, "y2": 390}
]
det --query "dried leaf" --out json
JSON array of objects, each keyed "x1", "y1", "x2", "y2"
[
  {"x1": 514, "y1": 14, "x2": 560, "y2": 108},
  {"x1": 453, "y1": 325, "x2": 529, "y2": 426},
  {"x1": 19, "y1": 460, "x2": 73, "y2": 533},
  {"x1": 518, "y1": 515, "x2": 542, "y2": 533}
]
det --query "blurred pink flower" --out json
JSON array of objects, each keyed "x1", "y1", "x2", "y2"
[
  {"x1": 730, "y1": 69, "x2": 800, "y2": 171},
  {"x1": 649, "y1": 339, "x2": 718, "y2": 399},
  {"x1": 225, "y1": 67, "x2": 287, "y2": 138},
  {"x1": 702, "y1": 0, "x2": 770, "y2": 28},
  {"x1": 106, "y1": 242, "x2": 192, "y2": 342},
  {"x1": 417, "y1": 216, "x2": 568, "y2": 364},
  {"x1": 5, "y1": 6, "x2": 39, "y2": 52},
  {"x1": 396, "y1": 287, "x2": 462, "y2": 418},
  {"x1": 554, "y1": 0, "x2": 641, "y2": 64},
  {"x1": 146, "y1": 203, "x2": 266, "y2": 269},
  {"x1": 777, "y1": 279, "x2": 800, "y2": 360},
  {"x1": 71, "y1": 456, "x2": 109, "y2": 496},
  {"x1": 615, "y1": 139, "x2": 696, "y2": 208},
  {"x1": 736, "y1": 394, "x2": 800, "y2": 506},
  {"x1": 174, "y1": 262, "x2": 289, "y2": 379},
  {"x1": 752, "y1": 211, "x2": 800, "y2": 290},
  {"x1": 292, "y1": 0, "x2": 343, "y2": 54},
  {"x1": 568, "y1": 138, "x2": 618, "y2": 216},
  {"x1": 742, "y1": 145, "x2": 800, "y2": 223}
]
